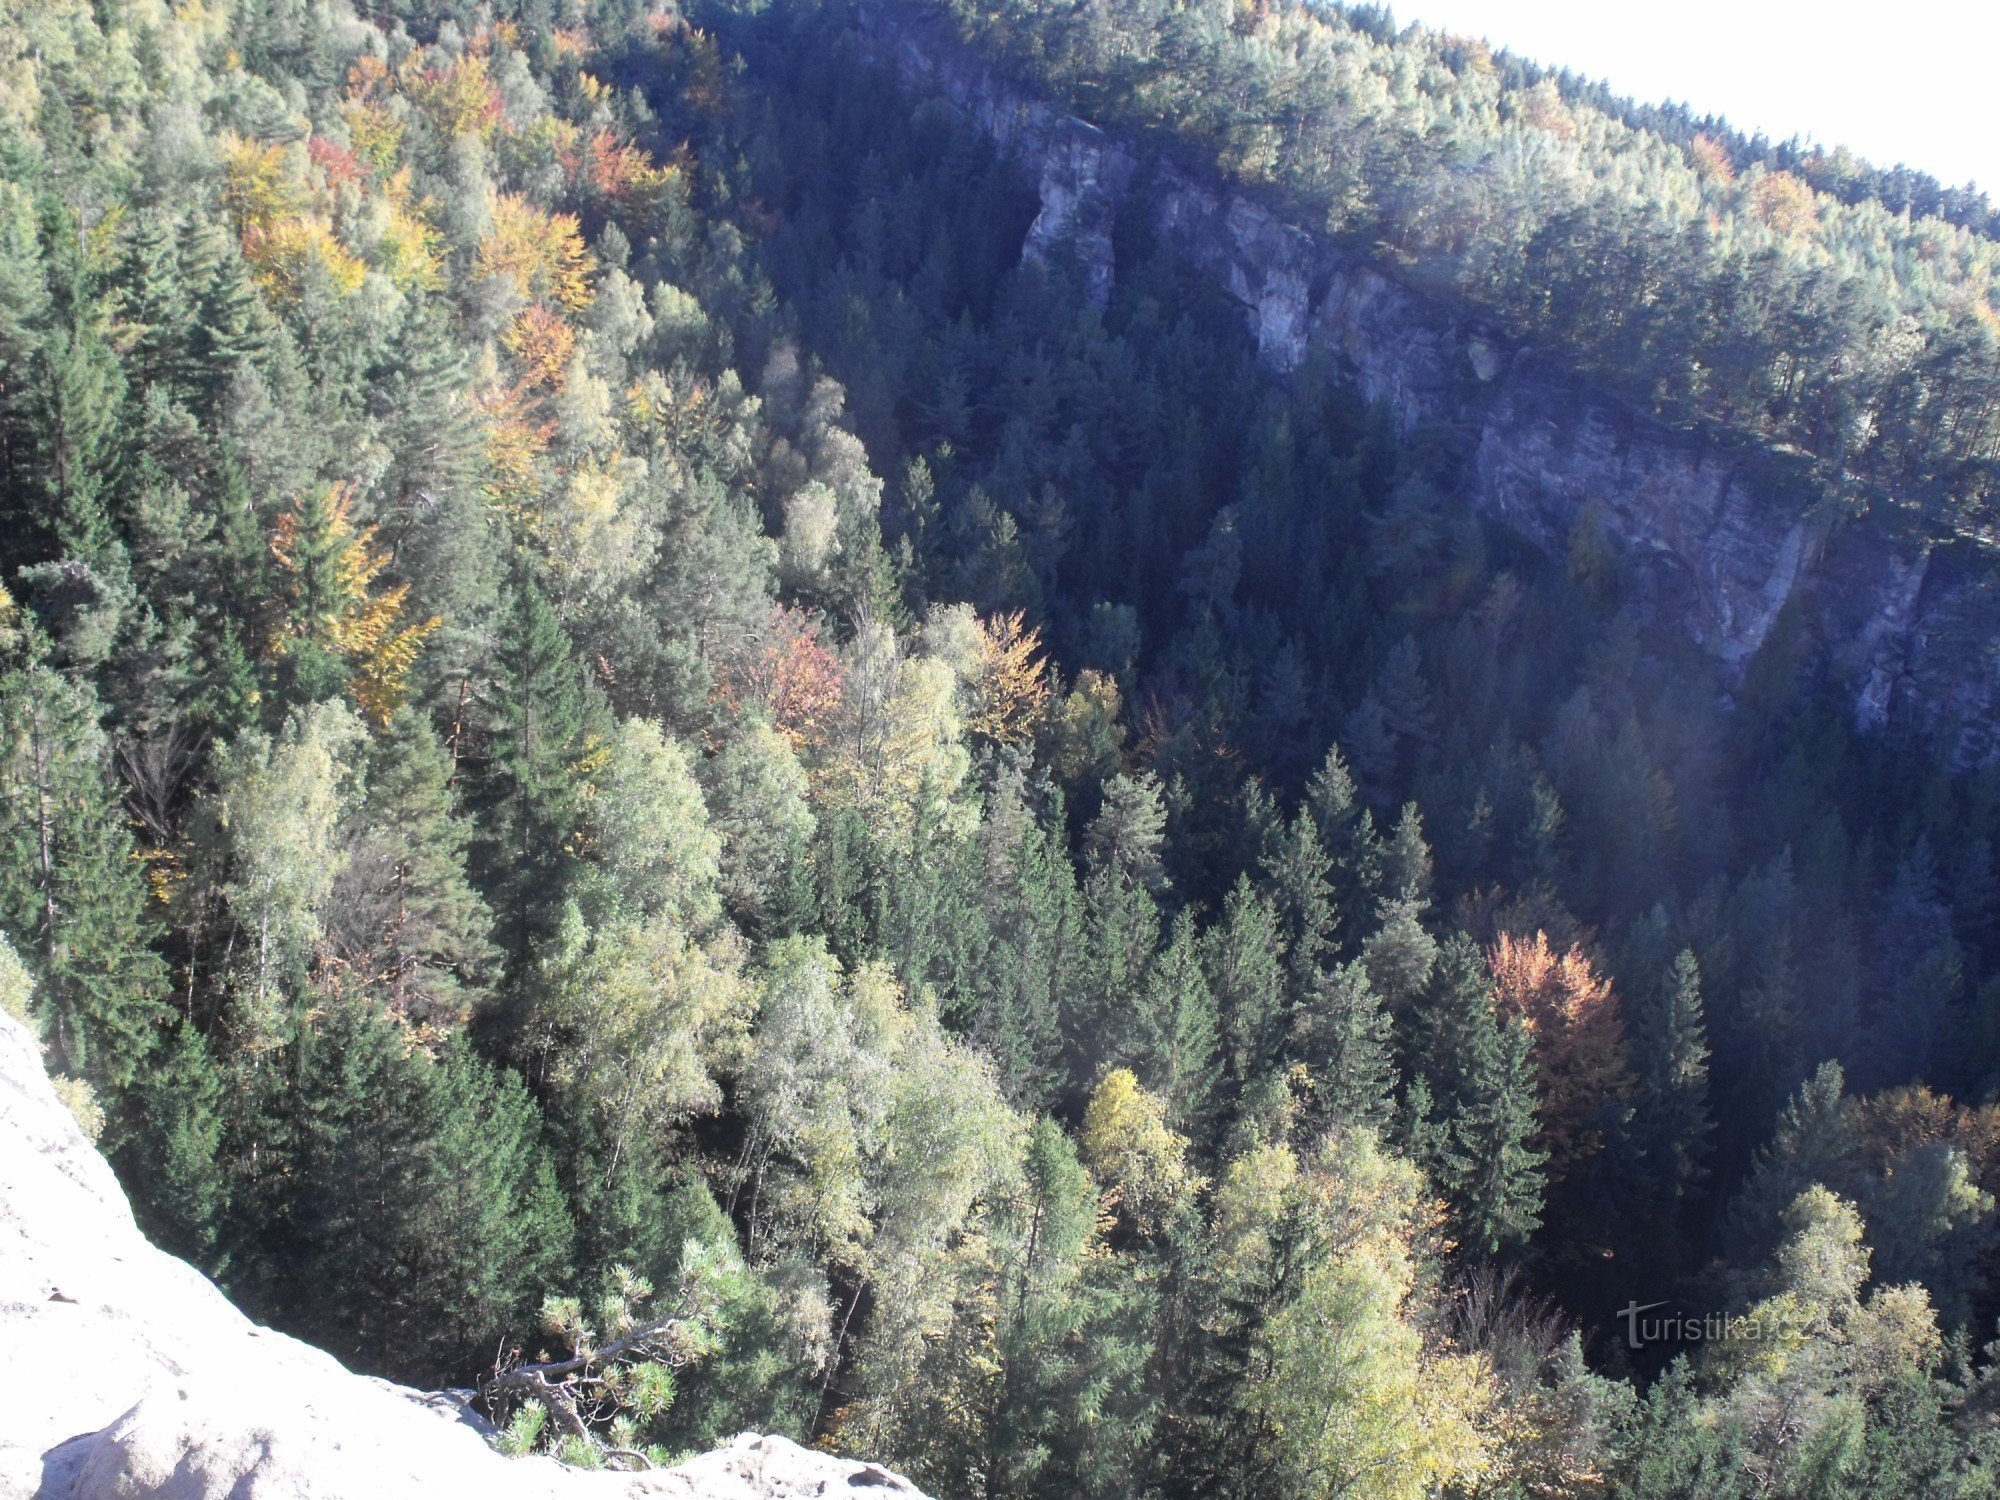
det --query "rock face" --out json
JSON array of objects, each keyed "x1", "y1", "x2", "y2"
[
  {"x1": 857, "y1": 0, "x2": 2000, "y2": 761},
  {"x1": 1021, "y1": 117, "x2": 1132, "y2": 308},
  {"x1": 0, "y1": 1010, "x2": 926, "y2": 1500}
]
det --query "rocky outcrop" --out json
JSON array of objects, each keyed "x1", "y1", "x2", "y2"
[
  {"x1": 1021, "y1": 118, "x2": 1132, "y2": 308},
  {"x1": 0, "y1": 1010, "x2": 926, "y2": 1500},
  {"x1": 856, "y1": 0, "x2": 2000, "y2": 761}
]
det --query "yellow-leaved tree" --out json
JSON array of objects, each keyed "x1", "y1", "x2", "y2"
[
  {"x1": 269, "y1": 483, "x2": 440, "y2": 722},
  {"x1": 1241, "y1": 1129, "x2": 1496, "y2": 1500},
  {"x1": 477, "y1": 192, "x2": 597, "y2": 313}
]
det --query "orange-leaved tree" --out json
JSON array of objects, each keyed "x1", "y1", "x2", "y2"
[{"x1": 1488, "y1": 930, "x2": 1633, "y2": 1186}]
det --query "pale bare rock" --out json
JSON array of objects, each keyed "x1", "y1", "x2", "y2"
[
  {"x1": 0, "y1": 1011, "x2": 925, "y2": 1500},
  {"x1": 633, "y1": 1434, "x2": 923, "y2": 1498}
]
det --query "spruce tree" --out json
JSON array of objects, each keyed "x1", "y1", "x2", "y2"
[
  {"x1": 328, "y1": 709, "x2": 497, "y2": 1027},
  {"x1": 1261, "y1": 806, "x2": 1335, "y2": 1007},
  {"x1": 250, "y1": 996, "x2": 571, "y2": 1383},
  {"x1": 126, "y1": 1020, "x2": 228, "y2": 1265},
  {"x1": 268, "y1": 481, "x2": 351, "y2": 702},
  {"x1": 1206, "y1": 875, "x2": 1288, "y2": 1084},
  {"x1": 1078, "y1": 855, "x2": 1159, "y2": 1029},
  {"x1": 1360, "y1": 894, "x2": 1438, "y2": 1014},
  {"x1": 120, "y1": 210, "x2": 193, "y2": 396},
  {"x1": 979, "y1": 791, "x2": 1079, "y2": 1108},
  {"x1": 480, "y1": 574, "x2": 590, "y2": 966},
  {"x1": 1410, "y1": 935, "x2": 1545, "y2": 1257},
  {"x1": 0, "y1": 185, "x2": 51, "y2": 558},
  {"x1": 1132, "y1": 907, "x2": 1220, "y2": 1126},
  {"x1": 31, "y1": 319, "x2": 126, "y2": 563},
  {"x1": 1381, "y1": 801, "x2": 1433, "y2": 905},
  {"x1": 189, "y1": 230, "x2": 273, "y2": 404},
  {"x1": 1291, "y1": 960, "x2": 1395, "y2": 1133},
  {"x1": 1632, "y1": 948, "x2": 1713, "y2": 1227},
  {"x1": 1457, "y1": 1014, "x2": 1545, "y2": 1257},
  {"x1": 0, "y1": 651, "x2": 166, "y2": 1091}
]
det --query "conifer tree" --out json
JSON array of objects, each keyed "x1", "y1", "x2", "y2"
[
  {"x1": 0, "y1": 186, "x2": 52, "y2": 558},
  {"x1": 1382, "y1": 801, "x2": 1433, "y2": 905},
  {"x1": 0, "y1": 649, "x2": 166, "y2": 1090},
  {"x1": 126, "y1": 1020, "x2": 228, "y2": 1265},
  {"x1": 1206, "y1": 875, "x2": 1288, "y2": 1085},
  {"x1": 189, "y1": 231, "x2": 274, "y2": 403},
  {"x1": 481, "y1": 574, "x2": 591, "y2": 964},
  {"x1": 120, "y1": 211, "x2": 194, "y2": 396},
  {"x1": 246, "y1": 995, "x2": 572, "y2": 1382},
  {"x1": 982, "y1": 1117, "x2": 1156, "y2": 1498},
  {"x1": 1132, "y1": 907, "x2": 1220, "y2": 1126},
  {"x1": 1632, "y1": 948, "x2": 1713, "y2": 1228},
  {"x1": 326, "y1": 709, "x2": 496, "y2": 1028},
  {"x1": 1360, "y1": 894, "x2": 1438, "y2": 1014},
  {"x1": 1410, "y1": 935, "x2": 1545, "y2": 1257},
  {"x1": 978, "y1": 787, "x2": 1080, "y2": 1108},
  {"x1": 31, "y1": 319, "x2": 126, "y2": 563},
  {"x1": 1292, "y1": 960, "x2": 1395, "y2": 1133},
  {"x1": 1074, "y1": 774, "x2": 1161, "y2": 1078},
  {"x1": 1262, "y1": 806, "x2": 1335, "y2": 1007}
]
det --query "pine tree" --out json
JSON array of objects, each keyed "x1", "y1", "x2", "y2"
[
  {"x1": 1291, "y1": 960, "x2": 1395, "y2": 1132},
  {"x1": 480, "y1": 574, "x2": 591, "y2": 965},
  {"x1": 1206, "y1": 875, "x2": 1288, "y2": 1084},
  {"x1": 1132, "y1": 908, "x2": 1220, "y2": 1126},
  {"x1": 0, "y1": 651, "x2": 166, "y2": 1090},
  {"x1": 1261, "y1": 806, "x2": 1335, "y2": 1007},
  {"x1": 1410, "y1": 935, "x2": 1545, "y2": 1257},
  {"x1": 326, "y1": 709, "x2": 496, "y2": 1028},
  {"x1": 1632, "y1": 948, "x2": 1712, "y2": 1227}
]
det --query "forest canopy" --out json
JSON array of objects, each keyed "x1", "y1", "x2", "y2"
[
  {"x1": 926, "y1": 0, "x2": 2000, "y2": 535},
  {"x1": 6, "y1": 0, "x2": 2000, "y2": 1490}
]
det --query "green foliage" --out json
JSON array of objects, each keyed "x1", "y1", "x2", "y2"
[
  {"x1": 0, "y1": 649, "x2": 166, "y2": 1090},
  {"x1": 11, "y1": 0, "x2": 2000, "y2": 1484},
  {"x1": 1406, "y1": 935, "x2": 1546, "y2": 1256}
]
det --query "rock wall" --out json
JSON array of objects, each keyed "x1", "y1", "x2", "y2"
[
  {"x1": 0, "y1": 1009, "x2": 925, "y2": 1500},
  {"x1": 857, "y1": 0, "x2": 2000, "y2": 761}
]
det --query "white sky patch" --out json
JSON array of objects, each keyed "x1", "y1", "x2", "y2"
[{"x1": 1387, "y1": 0, "x2": 2000, "y2": 194}]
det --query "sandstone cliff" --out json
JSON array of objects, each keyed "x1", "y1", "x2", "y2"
[
  {"x1": 859, "y1": 0, "x2": 2000, "y2": 764},
  {"x1": 0, "y1": 1010, "x2": 924, "y2": 1500}
]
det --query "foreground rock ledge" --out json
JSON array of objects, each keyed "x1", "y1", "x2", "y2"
[{"x1": 0, "y1": 1012, "x2": 925, "y2": 1499}]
